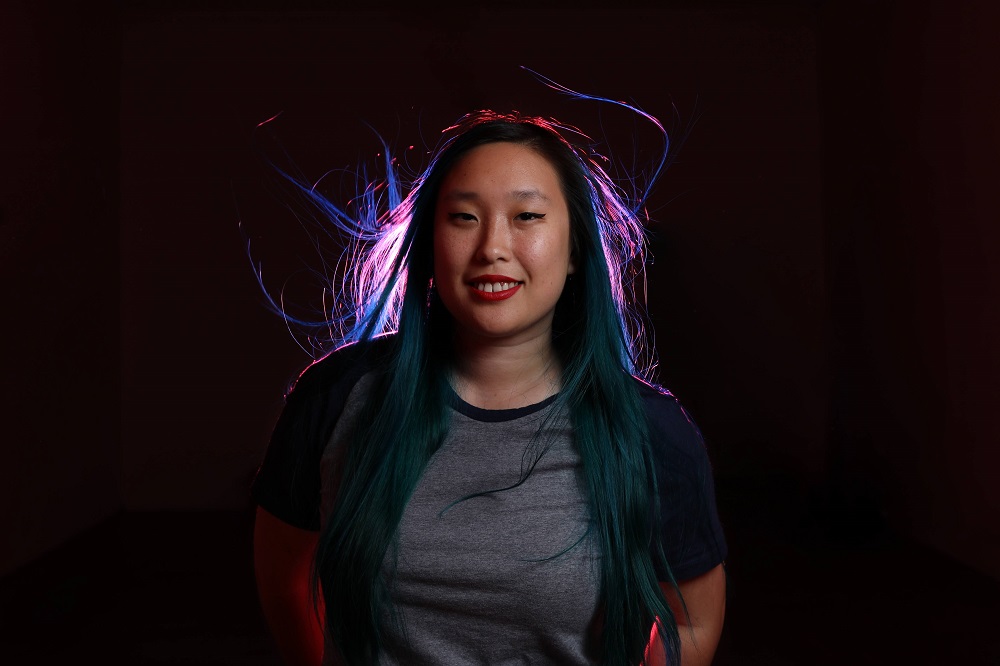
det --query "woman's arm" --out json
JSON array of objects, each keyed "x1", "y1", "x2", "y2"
[
  {"x1": 253, "y1": 506, "x2": 326, "y2": 666},
  {"x1": 646, "y1": 563, "x2": 727, "y2": 666}
]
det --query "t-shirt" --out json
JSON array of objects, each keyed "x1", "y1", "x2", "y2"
[{"x1": 251, "y1": 337, "x2": 727, "y2": 665}]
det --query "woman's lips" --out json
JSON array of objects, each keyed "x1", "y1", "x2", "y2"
[{"x1": 468, "y1": 276, "x2": 522, "y2": 301}]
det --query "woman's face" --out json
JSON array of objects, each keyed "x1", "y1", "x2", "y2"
[{"x1": 433, "y1": 141, "x2": 576, "y2": 347}]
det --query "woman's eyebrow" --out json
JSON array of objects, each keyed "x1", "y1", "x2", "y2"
[
  {"x1": 441, "y1": 189, "x2": 550, "y2": 202},
  {"x1": 511, "y1": 189, "x2": 550, "y2": 202}
]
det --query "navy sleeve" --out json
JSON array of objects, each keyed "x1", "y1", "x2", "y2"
[
  {"x1": 638, "y1": 381, "x2": 728, "y2": 582},
  {"x1": 250, "y1": 340, "x2": 385, "y2": 530}
]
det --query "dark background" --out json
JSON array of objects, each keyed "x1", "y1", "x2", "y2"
[{"x1": 2, "y1": 0, "x2": 999, "y2": 664}]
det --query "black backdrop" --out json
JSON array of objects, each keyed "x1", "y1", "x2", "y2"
[{"x1": 3, "y1": 0, "x2": 999, "y2": 661}]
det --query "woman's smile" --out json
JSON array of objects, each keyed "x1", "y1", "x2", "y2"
[{"x1": 468, "y1": 274, "x2": 523, "y2": 300}]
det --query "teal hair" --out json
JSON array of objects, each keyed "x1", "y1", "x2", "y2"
[{"x1": 298, "y1": 104, "x2": 681, "y2": 664}]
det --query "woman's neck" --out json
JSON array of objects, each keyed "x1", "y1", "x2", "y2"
[{"x1": 448, "y1": 331, "x2": 561, "y2": 410}]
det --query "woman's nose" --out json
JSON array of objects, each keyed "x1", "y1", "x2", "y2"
[{"x1": 475, "y1": 219, "x2": 511, "y2": 263}]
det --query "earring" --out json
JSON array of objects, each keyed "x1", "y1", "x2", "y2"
[{"x1": 425, "y1": 277, "x2": 439, "y2": 322}]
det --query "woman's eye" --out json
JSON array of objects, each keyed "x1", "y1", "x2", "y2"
[
  {"x1": 515, "y1": 212, "x2": 546, "y2": 221},
  {"x1": 448, "y1": 212, "x2": 477, "y2": 222}
]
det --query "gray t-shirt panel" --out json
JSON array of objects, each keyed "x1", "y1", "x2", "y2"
[{"x1": 321, "y1": 373, "x2": 601, "y2": 666}]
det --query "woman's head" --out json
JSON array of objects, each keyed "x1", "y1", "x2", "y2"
[{"x1": 394, "y1": 112, "x2": 643, "y2": 370}]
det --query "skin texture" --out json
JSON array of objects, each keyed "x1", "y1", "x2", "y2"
[{"x1": 433, "y1": 141, "x2": 576, "y2": 409}]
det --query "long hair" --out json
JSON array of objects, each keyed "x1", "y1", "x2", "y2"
[{"x1": 260, "y1": 91, "x2": 682, "y2": 664}]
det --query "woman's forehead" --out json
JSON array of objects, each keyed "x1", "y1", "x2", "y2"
[{"x1": 438, "y1": 142, "x2": 564, "y2": 200}]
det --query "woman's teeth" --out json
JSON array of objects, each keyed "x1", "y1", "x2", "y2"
[{"x1": 476, "y1": 282, "x2": 515, "y2": 293}]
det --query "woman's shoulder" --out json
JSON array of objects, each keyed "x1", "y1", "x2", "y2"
[
  {"x1": 631, "y1": 378, "x2": 728, "y2": 579},
  {"x1": 630, "y1": 376, "x2": 710, "y2": 466},
  {"x1": 284, "y1": 335, "x2": 394, "y2": 401}
]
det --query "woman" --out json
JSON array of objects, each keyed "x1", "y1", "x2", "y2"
[{"x1": 251, "y1": 108, "x2": 727, "y2": 666}]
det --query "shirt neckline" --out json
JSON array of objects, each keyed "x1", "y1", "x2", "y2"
[{"x1": 446, "y1": 385, "x2": 559, "y2": 423}]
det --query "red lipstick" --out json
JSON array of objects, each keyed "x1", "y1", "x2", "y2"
[{"x1": 468, "y1": 275, "x2": 522, "y2": 301}]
